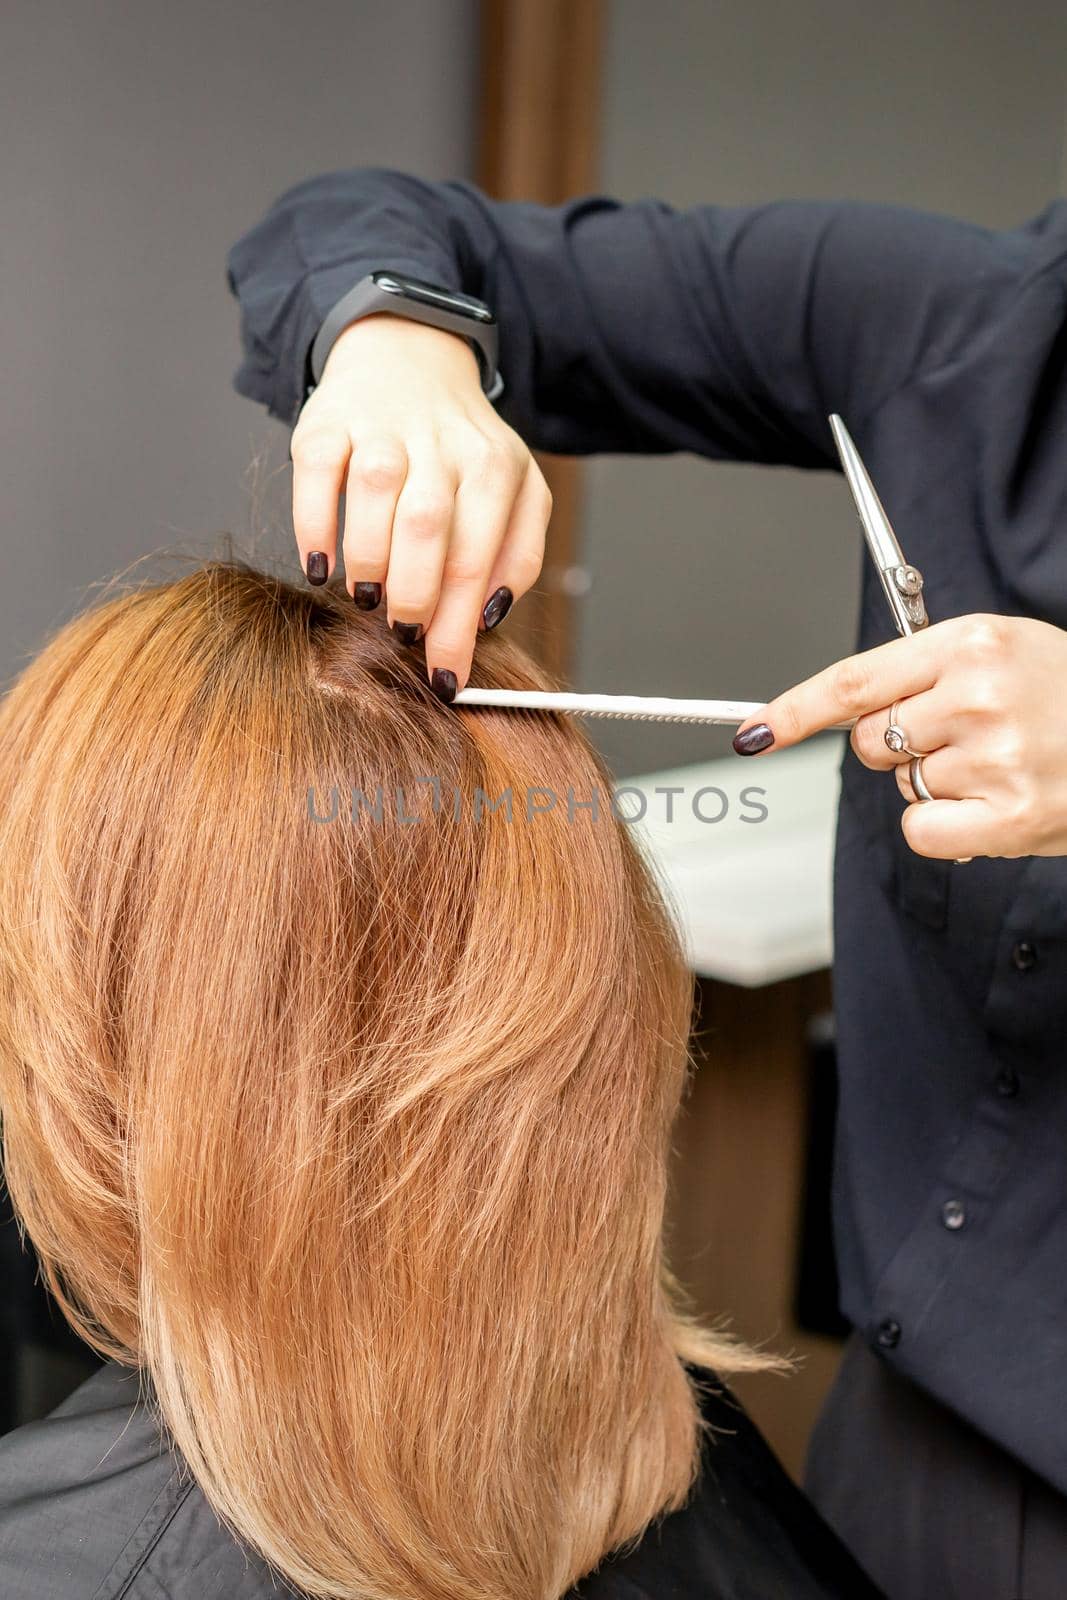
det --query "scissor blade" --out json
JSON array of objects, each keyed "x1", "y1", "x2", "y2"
[
  {"x1": 828, "y1": 414, "x2": 907, "y2": 571},
  {"x1": 829, "y1": 413, "x2": 929, "y2": 636}
]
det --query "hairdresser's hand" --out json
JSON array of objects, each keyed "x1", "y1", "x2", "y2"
[
  {"x1": 289, "y1": 314, "x2": 550, "y2": 694},
  {"x1": 732, "y1": 614, "x2": 1067, "y2": 861}
]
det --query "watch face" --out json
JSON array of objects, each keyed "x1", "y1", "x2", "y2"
[{"x1": 373, "y1": 272, "x2": 495, "y2": 324}]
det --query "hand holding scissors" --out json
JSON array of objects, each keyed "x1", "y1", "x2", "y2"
[{"x1": 733, "y1": 416, "x2": 1067, "y2": 863}]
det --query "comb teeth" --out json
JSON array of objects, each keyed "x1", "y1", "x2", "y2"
[
  {"x1": 452, "y1": 689, "x2": 766, "y2": 726},
  {"x1": 533, "y1": 706, "x2": 734, "y2": 725},
  {"x1": 452, "y1": 689, "x2": 853, "y2": 733}
]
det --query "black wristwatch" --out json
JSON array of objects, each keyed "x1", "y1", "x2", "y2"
[{"x1": 307, "y1": 272, "x2": 503, "y2": 403}]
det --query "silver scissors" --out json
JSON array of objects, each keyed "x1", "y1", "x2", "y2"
[
  {"x1": 828, "y1": 413, "x2": 929, "y2": 638},
  {"x1": 827, "y1": 414, "x2": 969, "y2": 856}
]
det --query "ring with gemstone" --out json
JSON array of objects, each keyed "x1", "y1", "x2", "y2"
[{"x1": 884, "y1": 700, "x2": 926, "y2": 759}]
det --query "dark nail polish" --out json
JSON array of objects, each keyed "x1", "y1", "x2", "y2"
[
  {"x1": 306, "y1": 551, "x2": 328, "y2": 585},
  {"x1": 733, "y1": 723, "x2": 775, "y2": 756},
  {"x1": 392, "y1": 620, "x2": 423, "y2": 646},
  {"x1": 431, "y1": 667, "x2": 457, "y2": 705},
  {"x1": 482, "y1": 586, "x2": 513, "y2": 631},
  {"x1": 352, "y1": 582, "x2": 382, "y2": 610}
]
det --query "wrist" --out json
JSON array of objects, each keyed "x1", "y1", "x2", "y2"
[{"x1": 321, "y1": 313, "x2": 481, "y2": 384}]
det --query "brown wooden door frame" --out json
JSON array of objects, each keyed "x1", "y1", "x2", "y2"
[{"x1": 476, "y1": 0, "x2": 605, "y2": 679}]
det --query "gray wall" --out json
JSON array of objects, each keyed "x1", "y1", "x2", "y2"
[
  {"x1": 1, "y1": 0, "x2": 477, "y2": 681},
  {"x1": 577, "y1": 0, "x2": 1067, "y2": 776}
]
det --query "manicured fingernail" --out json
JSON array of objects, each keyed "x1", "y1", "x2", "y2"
[
  {"x1": 353, "y1": 582, "x2": 382, "y2": 610},
  {"x1": 431, "y1": 667, "x2": 457, "y2": 705},
  {"x1": 733, "y1": 723, "x2": 774, "y2": 756},
  {"x1": 392, "y1": 620, "x2": 423, "y2": 646},
  {"x1": 306, "y1": 551, "x2": 328, "y2": 586},
  {"x1": 482, "y1": 586, "x2": 513, "y2": 631}
]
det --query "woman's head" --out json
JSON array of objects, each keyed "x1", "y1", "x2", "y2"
[{"x1": 0, "y1": 561, "x2": 751, "y2": 1600}]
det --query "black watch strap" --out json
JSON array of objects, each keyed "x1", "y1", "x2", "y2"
[{"x1": 308, "y1": 272, "x2": 503, "y2": 402}]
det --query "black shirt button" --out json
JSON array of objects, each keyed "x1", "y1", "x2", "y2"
[
  {"x1": 876, "y1": 1318, "x2": 902, "y2": 1350},
  {"x1": 941, "y1": 1198, "x2": 966, "y2": 1231},
  {"x1": 995, "y1": 1067, "x2": 1020, "y2": 1099},
  {"x1": 1011, "y1": 940, "x2": 1038, "y2": 972}
]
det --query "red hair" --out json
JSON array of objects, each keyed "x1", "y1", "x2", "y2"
[{"x1": 0, "y1": 562, "x2": 764, "y2": 1599}]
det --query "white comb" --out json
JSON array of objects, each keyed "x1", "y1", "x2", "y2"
[
  {"x1": 454, "y1": 688, "x2": 762, "y2": 724},
  {"x1": 453, "y1": 688, "x2": 853, "y2": 731}
]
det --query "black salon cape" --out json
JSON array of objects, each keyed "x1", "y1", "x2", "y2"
[{"x1": 0, "y1": 1358, "x2": 881, "y2": 1599}]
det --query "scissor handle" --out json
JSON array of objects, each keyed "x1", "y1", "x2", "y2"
[{"x1": 878, "y1": 561, "x2": 929, "y2": 637}]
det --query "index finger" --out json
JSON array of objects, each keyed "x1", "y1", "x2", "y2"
[{"x1": 734, "y1": 624, "x2": 948, "y2": 754}]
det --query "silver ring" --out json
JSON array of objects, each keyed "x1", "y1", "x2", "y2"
[
  {"x1": 908, "y1": 754, "x2": 972, "y2": 862},
  {"x1": 884, "y1": 700, "x2": 925, "y2": 759},
  {"x1": 909, "y1": 755, "x2": 935, "y2": 803}
]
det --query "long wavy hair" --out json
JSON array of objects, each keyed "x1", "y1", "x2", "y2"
[{"x1": 0, "y1": 561, "x2": 764, "y2": 1600}]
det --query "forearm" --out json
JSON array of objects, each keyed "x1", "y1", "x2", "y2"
[
  {"x1": 227, "y1": 168, "x2": 1005, "y2": 461},
  {"x1": 226, "y1": 167, "x2": 815, "y2": 454}
]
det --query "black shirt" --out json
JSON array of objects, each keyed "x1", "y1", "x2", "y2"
[
  {"x1": 226, "y1": 174, "x2": 1067, "y2": 1492},
  {"x1": 0, "y1": 1357, "x2": 881, "y2": 1599}
]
